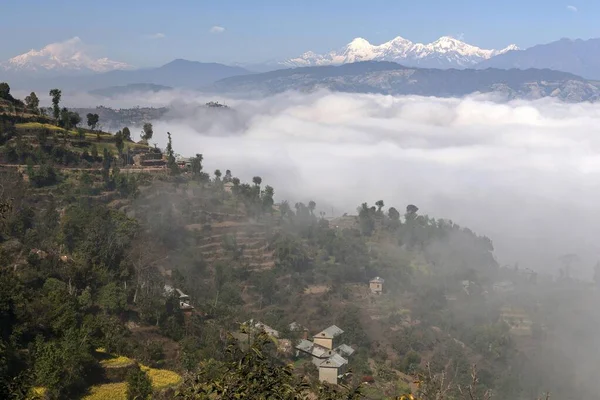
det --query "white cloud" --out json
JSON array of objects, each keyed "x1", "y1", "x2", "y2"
[
  {"x1": 146, "y1": 33, "x2": 166, "y2": 39},
  {"x1": 567, "y1": 5, "x2": 578, "y2": 12},
  {"x1": 61, "y1": 90, "x2": 600, "y2": 278},
  {"x1": 209, "y1": 26, "x2": 225, "y2": 34}
]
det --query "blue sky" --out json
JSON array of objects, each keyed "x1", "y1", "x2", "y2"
[{"x1": 1, "y1": 0, "x2": 599, "y2": 67}]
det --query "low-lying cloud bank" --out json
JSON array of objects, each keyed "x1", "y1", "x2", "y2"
[{"x1": 71, "y1": 90, "x2": 600, "y2": 276}]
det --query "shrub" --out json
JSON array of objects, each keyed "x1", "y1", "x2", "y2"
[{"x1": 126, "y1": 364, "x2": 152, "y2": 400}]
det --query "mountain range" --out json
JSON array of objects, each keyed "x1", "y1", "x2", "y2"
[
  {"x1": 3, "y1": 36, "x2": 600, "y2": 101},
  {"x1": 279, "y1": 36, "x2": 519, "y2": 69},
  {"x1": 476, "y1": 38, "x2": 600, "y2": 80},
  {"x1": 0, "y1": 37, "x2": 131, "y2": 75},
  {"x1": 211, "y1": 61, "x2": 600, "y2": 102}
]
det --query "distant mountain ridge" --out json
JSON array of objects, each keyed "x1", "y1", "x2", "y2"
[
  {"x1": 279, "y1": 35, "x2": 518, "y2": 69},
  {"x1": 211, "y1": 61, "x2": 600, "y2": 102},
  {"x1": 0, "y1": 37, "x2": 131, "y2": 75},
  {"x1": 476, "y1": 38, "x2": 600, "y2": 80},
  {"x1": 8, "y1": 59, "x2": 252, "y2": 91}
]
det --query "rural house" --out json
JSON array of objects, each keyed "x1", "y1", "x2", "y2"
[
  {"x1": 369, "y1": 277, "x2": 384, "y2": 295},
  {"x1": 243, "y1": 319, "x2": 280, "y2": 338},
  {"x1": 295, "y1": 324, "x2": 355, "y2": 385},
  {"x1": 318, "y1": 353, "x2": 349, "y2": 385},
  {"x1": 313, "y1": 325, "x2": 344, "y2": 350},
  {"x1": 164, "y1": 285, "x2": 194, "y2": 310},
  {"x1": 296, "y1": 339, "x2": 336, "y2": 366}
]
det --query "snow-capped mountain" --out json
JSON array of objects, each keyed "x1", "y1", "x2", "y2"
[
  {"x1": 281, "y1": 36, "x2": 519, "y2": 69},
  {"x1": 1, "y1": 37, "x2": 132, "y2": 75}
]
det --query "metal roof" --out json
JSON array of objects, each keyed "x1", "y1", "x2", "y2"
[
  {"x1": 244, "y1": 319, "x2": 280, "y2": 338},
  {"x1": 295, "y1": 340, "x2": 332, "y2": 358},
  {"x1": 295, "y1": 339, "x2": 314, "y2": 353},
  {"x1": 319, "y1": 353, "x2": 348, "y2": 368},
  {"x1": 370, "y1": 277, "x2": 385, "y2": 283},
  {"x1": 334, "y1": 344, "x2": 355, "y2": 357},
  {"x1": 314, "y1": 325, "x2": 344, "y2": 339}
]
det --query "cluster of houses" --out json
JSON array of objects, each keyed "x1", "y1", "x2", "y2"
[
  {"x1": 242, "y1": 319, "x2": 356, "y2": 385},
  {"x1": 295, "y1": 325, "x2": 356, "y2": 384},
  {"x1": 162, "y1": 277, "x2": 388, "y2": 385}
]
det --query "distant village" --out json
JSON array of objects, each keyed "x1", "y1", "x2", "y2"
[{"x1": 162, "y1": 276, "x2": 388, "y2": 385}]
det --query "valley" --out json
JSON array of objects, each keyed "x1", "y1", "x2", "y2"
[{"x1": 2, "y1": 82, "x2": 600, "y2": 399}]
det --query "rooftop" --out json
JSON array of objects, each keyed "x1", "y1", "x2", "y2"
[
  {"x1": 314, "y1": 325, "x2": 344, "y2": 339},
  {"x1": 296, "y1": 339, "x2": 332, "y2": 358},
  {"x1": 244, "y1": 319, "x2": 280, "y2": 338},
  {"x1": 370, "y1": 277, "x2": 385, "y2": 283},
  {"x1": 334, "y1": 344, "x2": 355, "y2": 357},
  {"x1": 319, "y1": 353, "x2": 348, "y2": 368}
]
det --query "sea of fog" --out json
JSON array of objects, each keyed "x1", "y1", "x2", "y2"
[{"x1": 58, "y1": 89, "x2": 600, "y2": 277}]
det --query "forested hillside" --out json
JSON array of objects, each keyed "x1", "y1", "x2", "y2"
[{"x1": 1, "y1": 82, "x2": 598, "y2": 400}]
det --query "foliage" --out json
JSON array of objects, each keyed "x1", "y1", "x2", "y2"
[
  {"x1": 141, "y1": 122, "x2": 153, "y2": 141},
  {"x1": 87, "y1": 113, "x2": 100, "y2": 130},
  {"x1": 176, "y1": 332, "x2": 362, "y2": 399},
  {"x1": 25, "y1": 92, "x2": 40, "y2": 114},
  {"x1": 126, "y1": 364, "x2": 153, "y2": 400},
  {"x1": 49, "y1": 89, "x2": 61, "y2": 121}
]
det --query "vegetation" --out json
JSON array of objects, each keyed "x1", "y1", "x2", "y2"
[{"x1": 0, "y1": 83, "x2": 595, "y2": 399}]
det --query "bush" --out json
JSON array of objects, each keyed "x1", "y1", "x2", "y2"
[
  {"x1": 126, "y1": 364, "x2": 152, "y2": 400},
  {"x1": 29, "y1": 163, "x2": 60, "y2": 188}
]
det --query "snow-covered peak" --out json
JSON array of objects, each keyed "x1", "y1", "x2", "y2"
[
  {"x1": 281, "y1": 34, "x2": 520, "y2": 69},
  {"x1": 495, "y1": 44, "x2": 520, "y2": 55},
  {"x1": 2, "y1": 37, "x2": 132, "y2": 74},
  {"x1": 346, "y1": 37, "x2": 372, "y2": 50}
]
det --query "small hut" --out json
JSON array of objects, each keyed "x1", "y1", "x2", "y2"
[{"x1": 369, "y1": 277, "x2": 384, "y2": 295}]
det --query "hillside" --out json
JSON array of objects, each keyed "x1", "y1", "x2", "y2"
[
  {"x1": 89, "y1": 84, "x2": 173, "y2": 98},
  {"x1": 211, "y1": 61, "x2": 600, "y2": 101},
  {"x1": 2, "y1": 82, "x2": 600, "y2": 399}
]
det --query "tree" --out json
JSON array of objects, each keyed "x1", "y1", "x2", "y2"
[
  {"x1": 308, "y1": 200, "x2": 316, "y2": 216},
  {"x1": 86, "y1": 113, "x2": 99, "y2": 131},
  {"x1": 98, "y1": 282, "x2": 127, "y2": 314},
  {"x1": 115, "y1": 130, "x2": 124, "y2": 157},
  {"x1": 166, "y1": 132, "x2": 178, "y2": 174},
  {"x1": 376, "y1": 200, "x2": 385, "y2": 213},
  {"x1": 49, "y1": 89, "x2": 62, "y2": 121},
  {"x1": 60, "y1": 107, "x2": 71, "y2": 130},
  {"x1": 388, "y1": 207, "x2": 400, "y2": 221},
  {"x1": 358, "y1": 202, "x2": 376, "y2": 236},
  {"x1": 126, "y1": 364, "x2": 152, "y2": 400},
  {"x1": 25, "y1": 92, "x2": 39, "y2": 114},
  {"x1": 69, "y1": 111, "x2": 81, "y2": 128},
  {"x1": 224, "y1": 169, "x2": 232, "y2": 182},
  {"x1": 262, "y1": 185, "x2": 275, "y2": 213},
  {"x1": 141, "y1": 122, "x2": 153, "y2": 141},
  {"x1": 0, "y1": 83, "x2": 10, "y2": 100},
  {"x1": 214, "y1": 169, "x2": 222, "y2": 181},
  {"x1": 190, "y1": 154, "x2": 204, "y2": 177},
  {"x1": 252, "y1": 176, "x2": 262, "y2": 187},
  {"x1": 405, "y1": 204, "x2": 419, "y2": 222},
  {"x1": 122, "y1": 126, "x2": 131, "y2": 141}
]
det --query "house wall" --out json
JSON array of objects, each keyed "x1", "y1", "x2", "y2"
[
  {"x1": 369, "y1": 282, "x2": 383, "y2": 294},
  {"x1": 314, "y1": 337, "x2": 333, "y2": 350},
  {"x1": 319, "y1": 367, "x2": 338, "y2": 385}
]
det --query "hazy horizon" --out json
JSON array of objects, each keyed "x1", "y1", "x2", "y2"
[{"x1": 51, "y1": 88, "x2": 600, "y2": 279}]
